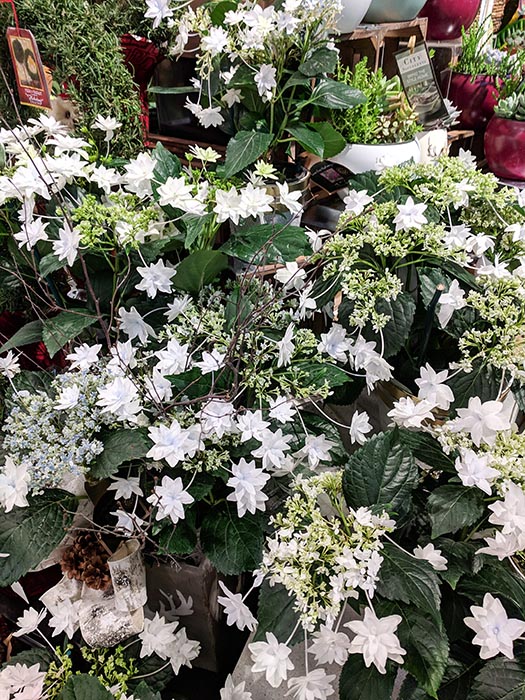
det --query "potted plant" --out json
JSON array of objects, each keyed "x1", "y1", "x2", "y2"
[
  {"x1": 317, "y1": 153, "x2": 525, "y2": 405},
  {"x1": 363, "y1": 0, "x2": 429, "y2": 24},
  {"x1": 329, "y1": 58, "x2": 422, "y2": 173},
  {"x1": 441, "y1": 22, "x2": 522, "y2": 131},
  {"x1": 419, "y1": 0, "x2": 481, "y2": 40},
  {"x1": 149, "y1": 0, "x2": 365, "y2": 184},
  {"x1": 0, "y1": 113, "x2": 357, "y2": 683},
  {"x1": 485, "y1": 80, "x2": 525, "y2": 180},
  {"x1": 214, "y1": 154, "x2": 525, "y2": 700}
]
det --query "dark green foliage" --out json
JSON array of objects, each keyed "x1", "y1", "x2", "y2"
[{"x1": 0, "y1": 0, "x2": 144, "y2": 157}]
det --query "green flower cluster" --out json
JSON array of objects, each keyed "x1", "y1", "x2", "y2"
[
  {"x1": 262, "y1": 472, "x2": 394, "y2": 629},
  {"x1": 71, "y1": 193, "x2": 159, "y2": 251}
]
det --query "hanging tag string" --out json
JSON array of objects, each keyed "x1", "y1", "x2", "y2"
[{"x1": 0, "y1": 0, "x2": 20, "y2": 34}]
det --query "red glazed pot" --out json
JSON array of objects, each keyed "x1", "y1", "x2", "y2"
[
  {"x1": 485, "y1": 116, "x2": 525, "y2": 181},
  {"x1": 419, "y1": 0, "x2": 481, "y2": 40},
  {"x1": 442, "y1": 72, "x2": 499, "y2": 130}
]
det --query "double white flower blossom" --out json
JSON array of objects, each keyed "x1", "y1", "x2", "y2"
[
  {"x1": 147, "y1": 475, "x2": 194, "y2": 525},
  {"x1": 250, "y1": 632, "x2": 295, "y2": 688},
  {"x1": 217, "y1": 581, "x2": 257, "y2": 631},
  {"x1": 345, "y1": 608, "x2": 406, "y2": 674},
  {"x1": 226, "y1": 458, "x2": 270, "y2": 517},
  {"x1": 464, "y1": 593, "x2": 525, "y2": 660}
]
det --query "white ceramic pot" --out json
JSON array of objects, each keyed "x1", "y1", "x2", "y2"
[
  {"x1": 415, "y1": 129, "x2": 449, "y2": 164},
  {"x1": 329, "y1": 139, "x2": 421, "y2": 173},
  {"x1": 337, "y1": 0, "x2": 373, "y2": 32}
]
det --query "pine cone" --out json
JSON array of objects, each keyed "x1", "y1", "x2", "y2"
[{"x1": 61, "y1": 532, "x2": 111, "y2": 590}]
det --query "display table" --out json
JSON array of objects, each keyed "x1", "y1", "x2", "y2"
[{"x1": 338, "y1": 18, "x2": 428, "y2": 77}]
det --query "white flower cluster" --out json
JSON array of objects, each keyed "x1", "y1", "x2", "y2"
[
  {"x1": 158, "y1": 0, "x2": 342, "y2": 126},
  {"x1": 262, "y1": 472, "x2": 394, "y2": 629},
  {"x1": 1, "y1": 368, "x2": 113, "y2": 491},
  {"x1": 0, "y1": 116, "x2": 303, "y2": 267}
]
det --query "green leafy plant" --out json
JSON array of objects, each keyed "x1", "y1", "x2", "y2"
[
  {"x1": 453, "y1": 20, "x2": 525, "y2": 79},
  {"x1": 156, "y1": 0, "x2": 366, "y2": 174},
  {"x1": 0, "y1": 0, "x2": 144, "y2": 157},
  {"x1": 331, "y1": 58, "x2": 421, "y2": 145}
]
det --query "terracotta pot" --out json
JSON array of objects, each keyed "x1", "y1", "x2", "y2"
[
  {"x1": 485, "y1": 116, "x2": 525, "y2": 181},
  {"x1": 442, "y1": 72, "x2": 499, "y2": 130},
  {"x1": 364, "y1": 0, "x2": 428, "y2": 23},
  {"x1": 419, "y1": 0, "x2": 481, "y2": 40}
]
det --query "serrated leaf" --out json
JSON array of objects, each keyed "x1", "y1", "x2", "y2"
[
  {"x1": 131, "y1": 682, "x2": 162, "y2": 700},
  {"x1": 151, "y1": 143, "x2": 181, "y2": 199},
  {"x1": 299, "y1": 47, "x2": 338, "y2": 76},
  {"x1": 39, "y1": 253, "x2": 64, "y2": 276},
  {"x1": 1, "y1": 648, "x2": 52, "y2": 672},
  {"x1": 287, "y1": 124, "x2": 325, "y2": 158},
  {"x1": 470, "y1": 656, "x2": 525, "y2": 700},
  {"x1": 294, "y1": 361, "x2": 352, "y2": 391},
  {"x1": 12, "y1": 370, "x2": 52, "y2": 395},
  {"x1": 448, "y1": 363, "x2": 502, "y2": 410},
  {"x1": 127, "y1": 656, "x2": 173, "y2": 693},
  {"x1": 435, "y1": 539, "x2": 478, "y2": 590},
  {"x1": 343, "y1": 431, "x2": 417, "y2": 512},
  {"x1": 377, "y1": 601, "x2": 448, "y2": 698},
  {"x1": 399, "y1": 675, "x2": 433, "y2": 700},
  {"x1": 339, "y1": 655, "x2": 396, "y2": 700},
  {"x1": 91, "y1": 428, "x2": 151, "y2": 479},
  {"x1": 0, "y1": 491, "x2": 78, "y2": 586},
  {"x1": 361, "y1": 293, "x2": 416, "y2": 358},
  {"x1": 209, "y1": 0, "x2": 237, "y2": 24},
  {"x1": 438, "y1": 657, "x2": 475, "y2": 700},
  {"x1": 284, "y1": 71, "x2": 312, "y2": 89},
  {"x1": 200, "y1": 505, "x2": 264, "y2": 575},
  {"x1": 183, "y1": 213, "x2": 216, "y2": 251},
  {"x1": 42, "y1": 310, "x2": 98, "y2": 358},
  {"x1": 397, "y1": 429, "x2": 455, "y2": 472},
  {"x1": 59, "y1": 674, "x2": 113, "y2": 700},
  {"x1": 172, "y1": 250, "x2": 228, "y2": 293},
  {"x1": 158, "y1": 511, "x2": 197, "y2": 556},
  {"x1": 309, "y1": 79, "x2": 366, "y2": 110},
  {"x1": 418, "y1": 267, "x2": 451, "y2": 309},
  {"x1": 223, "y1": 131, "x2": 274, "y2": 177},
  {"x1": 309, "y1": 121, "x2": 346, "y2": 158},
  {"x1": 428, "y1": 485, "x2": 485, "y2": 539},
  {"x1": 252, "y1": 581, "x2": 302, "y2": 645},
  {"x1": 0, "y1": 320, "x2": 43, "y2": 353},
  {"x1": 458, "y1": 557, "x2": 525, "y2": 611},
  {"x1": 169, "y1": 367, "x2": 215, "y2": 400},
  {"x1": 220, "y1": 224, "x2": 311, "y2": 265},
  {"x1": 377, "y1": 543, "x2": 441, "y2": 620}
]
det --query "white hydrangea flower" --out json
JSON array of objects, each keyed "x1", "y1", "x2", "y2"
[
  {"x1": 226, "y1": 458, "x2": 270, "y2": 517},
  {"x1": 217, "y1": 581, "x2": 257, "y2": 631},
  {"x1": 250, "y1": 632, "x2": 294, "y2": 688},
  {"x1": 147, "y1": 476, "x2": 194, "y2": 525},
  {"x1": 346, "y1": 608, "x2": 406, "y2": 674},
  {"x1": 454, "y1": 449, "x2": 500, "y2": 495},
  {"x1": 413, "y1": 543, "x2": 447, "y2": 571},
  {"x1": 464, "y1": 593, "x2": 525, "y2": 660}
]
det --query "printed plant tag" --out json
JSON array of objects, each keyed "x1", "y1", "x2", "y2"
[
  {"x1": 6, "y1": 27, "x2": 51, "y2": 109},
  {"x1": 395, "y1": 42, "x2": 448, "y2": 126}
]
